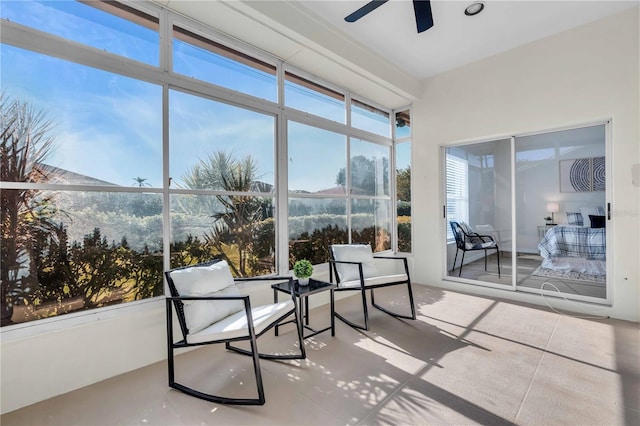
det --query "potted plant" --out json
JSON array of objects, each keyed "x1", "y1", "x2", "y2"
[{"x1": 293, "y1": 259, "x2": 313, "y2": 285}]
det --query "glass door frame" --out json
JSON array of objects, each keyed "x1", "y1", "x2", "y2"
[{"x1": 442, "y1": 120, "x2": 612, "y2": 306}]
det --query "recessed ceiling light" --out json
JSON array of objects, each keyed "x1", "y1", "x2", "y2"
[{"x1": 465, "y1": 2, "x2": 485, "y2": 16}]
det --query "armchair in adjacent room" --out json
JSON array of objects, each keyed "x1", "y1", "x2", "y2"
[{"x1": 449, "y1": 221, "x2": 501, "y2": 278}]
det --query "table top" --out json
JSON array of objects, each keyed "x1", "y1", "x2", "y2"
[{"x1": 272, "y1": 278, "x2": 336, "y2": 297}]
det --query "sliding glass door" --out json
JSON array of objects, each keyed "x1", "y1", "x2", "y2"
[
  {"x1": 445, "y1": 139, "x2": 512, "y2": 288},
  {"x1": 444, "y1": 124, "x2": 608, "y2": 302},
  {"x1": 514, "y1": 125, "x2": 607, "y2": 300}
]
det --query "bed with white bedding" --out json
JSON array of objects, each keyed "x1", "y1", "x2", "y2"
[{"x1": 537, "y1": 225, "x2": 606, "y2": 275}]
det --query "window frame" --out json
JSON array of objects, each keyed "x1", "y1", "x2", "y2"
[{"x1": 0, "y1": 0, "x2": 409, "y2": 333}]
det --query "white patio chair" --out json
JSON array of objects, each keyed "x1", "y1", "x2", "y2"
[{"x1": 165, "y1": 259, "x2": 305, "y2": 405}]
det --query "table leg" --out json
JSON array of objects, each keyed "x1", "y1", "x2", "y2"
[
  {"x1": 330, "y1": 289, "x2": 335, "y2": 336},
  {"x1": 273, "y1": 288, "x2": 279, "y2": 337},
  {"x1": 298, "y1": 297, "x2": 304, "y2": 339},
  {"x1": 304, "y1": 296, "x2": 310, "y2": 326}
]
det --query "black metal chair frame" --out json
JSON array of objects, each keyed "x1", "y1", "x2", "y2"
[
  {"x1": 165, "y1": 260, "x2": 305, "y2": 406},
  {"x1": 450, "y1": 221, "x2": 501, "y2": 278},
  {"x1": 329, "y1": 246, "x2": 416, "y2": 331}
]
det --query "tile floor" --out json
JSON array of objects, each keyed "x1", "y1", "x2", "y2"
[{"x1": 2, "y1": 284, "x2": 639, "y2": 425}]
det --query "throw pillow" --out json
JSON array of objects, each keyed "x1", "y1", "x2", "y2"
[
  {"x1": 457, "y1": 222, "x2": 486, "y2": 248},
  {"x1": 566, "y1": 212, "x2": 584, "y2": 227},
  {"x1": 579, "y1": 206, "x2": 605, "y2": 228},
  {"x1": 169, "y1": 260, "x2": 243, "y2": 333},
  {"x1": 331, "y1": 244, "x2": 379, "y2": 282},
  {"x1": 589, "y1": 215, "x2": 606, "y2": 229},
  {"x1": 170, "y1": 260, "x2": 235, "y2": 295}
]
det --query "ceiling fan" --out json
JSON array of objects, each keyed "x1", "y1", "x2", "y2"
[{"x1": 345, "y1": 0, "x2": 434, "y2": 33}]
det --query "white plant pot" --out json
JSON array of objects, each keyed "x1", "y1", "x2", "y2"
[{"x1": 297, "y1": 277, "x2": 310, "y2": 286}]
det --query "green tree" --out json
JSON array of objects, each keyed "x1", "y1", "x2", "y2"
[
  {"x1": 0, "y1": 93, "x2": 58, "y2": 325},
  {"x1": 396, "y1": 165, "x2": 411, "y2": 202},
  {"x1": 336, "y1": 155, "x2": 389, "y2": 195},
  {"x1": 181, "y1": 151, "x2": 271, "y2": 276}
]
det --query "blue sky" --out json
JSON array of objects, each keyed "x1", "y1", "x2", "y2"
[{"x1": 1, "y1": 0, "x2": 408, "y2": 191}]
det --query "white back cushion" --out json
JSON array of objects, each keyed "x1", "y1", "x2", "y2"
[
  {"x1": 331, "y1": 244, "x2": 379, "y2": 282},
  {"x1": 170, "y1": 260, "x2": 235, "y2": 295},
  {"x1": 169, "y1": 260, "x2": 243, "y2": 333}
]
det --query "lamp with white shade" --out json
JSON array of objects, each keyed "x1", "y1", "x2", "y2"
[{"x1": 546, "y1": 202, "x2": 559, "y2": 225}]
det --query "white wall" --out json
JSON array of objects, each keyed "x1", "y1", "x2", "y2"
[
  {"x1": 0, "y1": 300, "x2": 167, "y2": 414},
  {"x1": 413, "y1": 8, "x2": 639, "y2": 321}
]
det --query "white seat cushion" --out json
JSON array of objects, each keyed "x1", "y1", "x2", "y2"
[
  {"x1": 339, "y1": 273, "x2": 408, "y2": 289},
  {"x1": 465, "y1": 240, "x2": 497, "y2": 250},
  {"x1": 169, "y1": 260, "x2": 243, "y2": 333},
  {"x1": 181, "y1": 285, "x2": 243, "y2": 333},
  {"x1": 331, "y1": 244, "x2": 379, "y2": 282},
  {"x1": 186, "y1": 300, "x2": 294, "y2": 344}
]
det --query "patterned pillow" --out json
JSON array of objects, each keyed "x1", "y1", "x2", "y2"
[
  {"x1": 566, "y1": 212, "x2": 584, "y2": 226},
  {"x1": 458, "y1": 222, "x2": 474, "y2": 234},
  {"x1": 579, "y1": 206, "x2": 606, "y2": 228},
  {"x1": 457, "y1": 222, "x2": 488, "y2": 248}
]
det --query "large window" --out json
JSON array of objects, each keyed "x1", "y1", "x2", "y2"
[
  {"x1": 0, "y1": 0, "x2": 160, "y2": 66},
  {"x1": 286, "y1": 121, "x2": 393, "y2": 264},
  {"x1": 288, "y1": 122, "x2": 346, "y2": 193},
  {"x1": 168, "y1": 90, "x2": 276, "y2": 274},
  {"x1": 169, "y1": 90, "x2": 275, "y2": 191},
  {"x1": 1, "y1": 0, "x2": 408, "y2": 327},
  {"x1": 351, "y1": 99, "x2": 390, "y2": 137},
  {"x1": 173, "y1": 26, "x2": 277, "y2": 102},
  {"x1": 288, "y1": 198, "x2": 348, "y2": 267},
  {"x1": 349, "y1": 138, "x2": 390, "y2": 197},
  {"x1": 395, "y1": 109, "x2": 412, "y2": 252},
  {"x1": 285, "y1": 71, "x2": 345, "y2": 123},
  {"x1": 1, "y1": 46, "x2": 163, "y2": 187},
  {"x1": 1, "y1": 42, "x2": 162, "y2": 325}
]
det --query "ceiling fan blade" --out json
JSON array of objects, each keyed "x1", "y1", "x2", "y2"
[
  {"x1": 345, "y1": 0, "x2": 389, "y2": 23},
  {"x1": 413, "y1": 0, "x2": 434, "y2": 33}
]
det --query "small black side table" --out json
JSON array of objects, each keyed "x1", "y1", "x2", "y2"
[{"x1": 272, "y1": 278, "x2": 336, "y2": 339}]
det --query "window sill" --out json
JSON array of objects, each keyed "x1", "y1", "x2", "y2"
[{"x1": 0, "y1": 296, "x2": 164, "y2": 343}]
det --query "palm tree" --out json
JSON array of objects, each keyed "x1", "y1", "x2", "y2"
[
  {"x1": 181, "y1": 151, "x2": 266, "y2": 276},
  {"x1": 0, "y1": 93, "x2": 57, "y2": 325},
  {"x1": 132, "y1": 177, "x2": 150, "y2": 187},
  {"x1": 175, "y1": 151, "x2": 236, "y2": 216},
  {"x1": 180, "y1": 150, "x2": 235, "y2": 191},
  {"x1": 206, "y1": 156, "x2": 264, "y2": 276}
]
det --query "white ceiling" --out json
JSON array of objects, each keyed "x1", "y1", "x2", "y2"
[
  {"x1": 296, "y1": 0, "x2": 639, "y2": 80},
  {"x1": 153, "y1": 0, "x2": 638, "y2": 108}
]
